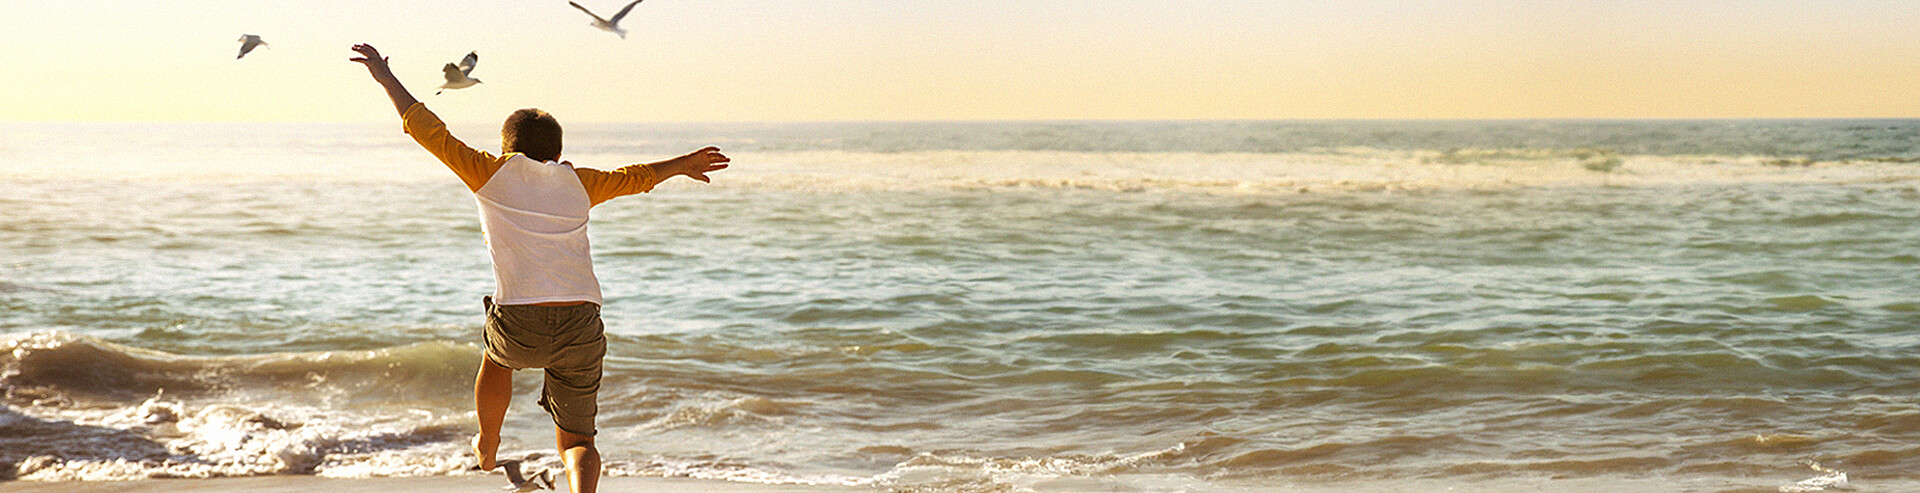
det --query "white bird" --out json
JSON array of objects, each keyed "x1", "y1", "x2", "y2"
[
  {"x1": 236, "y1": 34, "x2": 267, "y2": 59},
  {"x1": 437, "y1": 51, "x2": 481, "y2": 95},
  {"x1": 497, "y1": 460, "x2": 554, "y2": 492},
  {"x1": 568, "y1": 0, "x2": 644, "y2": 39}
]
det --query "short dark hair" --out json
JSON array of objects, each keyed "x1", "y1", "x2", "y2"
[{"x1": 502, "y1": 108, "x2": 562, "y2": 162}]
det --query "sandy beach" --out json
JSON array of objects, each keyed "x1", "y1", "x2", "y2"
[
  {"x1": 3, "y1": 475, "x2": 872, "y2": 493},
  {"x1": 13, "y1": 473, "x2": 1900, "y2": 493}
]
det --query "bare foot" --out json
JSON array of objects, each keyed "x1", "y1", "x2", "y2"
[{"x1": 473, "y1": 433, "x2": 500, "y2": 471}]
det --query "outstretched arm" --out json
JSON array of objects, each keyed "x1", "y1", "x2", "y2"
[
  {"x1": 353, "y1": 42, "x2": 500, "y2": 192},
  {"x1": 579, "y1": 147, "x2": 731, "y2": 206},
  {"x1": 349, "y1": 43, "x2": 420, "y2": 117}
]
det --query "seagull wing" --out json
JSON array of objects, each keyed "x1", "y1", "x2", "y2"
[
  {"x1": 443, "y1": 63, "x2": 468, "y2": 83},
  {"x1": 568, "y1": 1, "x2": 610, "y2": 24},
  {"x1": 500, "y1": 460, "x2": 527, "y2": 485},
  {"x1": 608, "y1": 0, "x2": 644, "y2": 24},
  {"x1": 237, "y1": 35, "x2": 263, "y2": 59},
  {"x1": 458, "y1": 52, "x2": 479, "y2": 75},
  {"x1": 496, "y1": 460, "x2": 551, "y2": 492}
]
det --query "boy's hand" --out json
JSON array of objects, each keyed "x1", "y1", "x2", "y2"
[
  {"x1": 348, "y1": 43, "x2": 386, "y2": 68},
  {"x1": 665, "y1": 146, "x2": 731, "y2": 183},
  {"x1": 349, "y1": 43, "x2": 397, "y2": 79},
  {"x1": 351, "y1": 43, "x2": 419, "y2": 117}
]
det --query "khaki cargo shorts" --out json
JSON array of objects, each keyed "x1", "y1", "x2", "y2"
[{"x1": 482, "y1": 296, "x2": 606, "y2": 436}]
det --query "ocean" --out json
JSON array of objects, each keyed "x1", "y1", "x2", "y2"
[{"x1": 3, "y1": 119, "x2": 1919, "y2": 492}]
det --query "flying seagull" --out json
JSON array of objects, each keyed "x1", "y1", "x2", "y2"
[
  {"x1": 497, "y1": 460, "x2": 554, "y2": 492},
  {"x1": 236, "y1": 34, "x2": 267, "y2": 59},
  {"x1": 437, "y1": 51, "x2": 480, "y2": 95},
  {"x1": 568, "y1": 0, "x2": 644, "y2": 39}
]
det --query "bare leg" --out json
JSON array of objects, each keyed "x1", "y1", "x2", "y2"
[
  {"x1": 556, "y1": 427, "x2": 600, "y2": 493},
  {"x1": 474, "y1": 353, "x2": 513, "y2": 471}
]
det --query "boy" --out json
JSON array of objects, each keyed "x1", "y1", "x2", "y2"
[{"x1": 350, "y1": 43, "x2": 729, "y2": 493}]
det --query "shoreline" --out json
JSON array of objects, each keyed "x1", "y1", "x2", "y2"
[
  {"x1": 9, "y1": 473, "x2": 1909, "y2": 493},
  {"x1": 1, "y1": 475, "x2": 872, "y2": 493}
]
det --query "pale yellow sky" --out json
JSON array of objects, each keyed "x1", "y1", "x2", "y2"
[{"x1": 2, "y1": 0, "x2": 1916, "y2": 123}]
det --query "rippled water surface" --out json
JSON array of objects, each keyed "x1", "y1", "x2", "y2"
[{"x1": 4, "y1": 120, "x2": 1920, "y2": 491}]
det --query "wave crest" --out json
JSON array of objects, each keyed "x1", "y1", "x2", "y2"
[{"x1": 2, "y1": 331, "x2": 476, "y2": 406}]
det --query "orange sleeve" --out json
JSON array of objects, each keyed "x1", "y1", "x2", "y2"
[
  {"x1": 402, "y1": 103, "x2": 507, "y2": 193},
  {"x1": 575, "y1": 163, "x2": 661, "y2": 207}
]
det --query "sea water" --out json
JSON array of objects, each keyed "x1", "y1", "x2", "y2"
[{"x1": 3, "y1": 119, "x2": 1919, "y2": 491}]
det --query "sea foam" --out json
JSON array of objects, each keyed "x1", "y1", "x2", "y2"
[{"x1": 0, "y1": 331, "x2": 475, "y2": 480}]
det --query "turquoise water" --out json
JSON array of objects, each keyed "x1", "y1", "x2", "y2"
[{"x1": 3, "y1": 120, "x2": 1919, "y2": 491}]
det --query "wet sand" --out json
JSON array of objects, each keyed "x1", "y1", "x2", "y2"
[
  {"x1": 3, "y1": 475, "x2": 872, "y2": 493},
  {"x1": 12, "y1": 473, "x2": 1905, "y2": 493}
]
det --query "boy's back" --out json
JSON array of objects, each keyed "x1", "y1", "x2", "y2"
[
  {"x1": 402, "y1": 104, "x2": 654, "y2": 305},
  {"x1": 473, "y1": 156, "x2": 600, "y2": 305}
]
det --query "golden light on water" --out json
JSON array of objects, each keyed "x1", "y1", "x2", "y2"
[{"x1": 2, "y1": 1, "x2": 1917, "y2": 122}]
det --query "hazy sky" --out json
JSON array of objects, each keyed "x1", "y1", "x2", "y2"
[{"x1": 3, "y1": 0, "x2": 1917, "y2": 123}]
